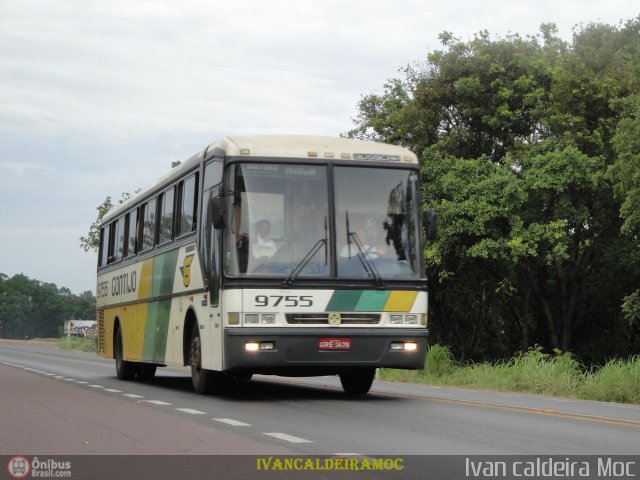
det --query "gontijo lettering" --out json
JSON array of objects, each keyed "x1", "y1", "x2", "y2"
[{"x1": 111, "y1": 271, "x2": 136, "y2": 296}]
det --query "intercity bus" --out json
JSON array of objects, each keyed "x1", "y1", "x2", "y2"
[{"x1": 96, "y1": 136, "x2": 428, "y2": 394}]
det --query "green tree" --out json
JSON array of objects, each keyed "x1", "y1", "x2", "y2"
[
  {"x1": 351, "y1": 19, "x2": 640, "y2": 361},
  {"x1": 79, "y1": 192, "x2": 134, "y2": 252}
]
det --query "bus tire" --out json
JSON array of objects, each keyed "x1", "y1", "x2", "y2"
[
  {"x1": 115, "y1": 327, "x2": 136, "y2": 381},
  {"x1": 339, "y1": 368, "x2": 375, "y2": 395},
  {"x1": 138, "y1": 364, "x2": 157, "y2": 381},
  {"x1": 190, "y1": 324, "x2": 213, "y2": 394}
]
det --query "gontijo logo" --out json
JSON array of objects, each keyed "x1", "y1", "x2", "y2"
[
  {"x1": 7, "y1": 456, "x2": 30, "y2": 479},
  {"x1": 180, "y1": 254, "x2": 195, "y2": 287}
]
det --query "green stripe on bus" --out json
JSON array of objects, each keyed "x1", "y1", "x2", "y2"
[
  {"x1": 355, "y1": 290, "x2": 390, "y2": 311},
  {"x1": 142, "y1": 300, "x2": 172, "y2": 363},
  {"x1": 151, "y1": 250, "x2": 179, "y2": 297},
  {"x1": 325, "y1": 290, "x2": 362, "y2": 311}
]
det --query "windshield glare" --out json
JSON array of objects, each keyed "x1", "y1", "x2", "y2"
[{"x1": 224, "y1": 163, "x2": 423, "y2": 280}]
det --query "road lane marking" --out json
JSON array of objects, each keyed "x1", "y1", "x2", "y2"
[
  {"x1": 213, "y1": 418, "x2": 251, "y2": 427},
  {"x1": 76, "y1": 381, "x2": 88, "y2": 384},
  {"x1": 88, "y1": 385, "x2": 104, "y2": 388},
  {"x1": 376, "y1": 390, "x2": 640, "y2": 429},
  {"x1": 176, "y1": 408, "x2": 207, "y2": 415},
  {"x1": 142, "y1": 400, "x2": 172, "y2": 405},
  {"x1": 104, "y1": 388, "x2": 122, "y2": 393},
  {"x1": 263, "y1": 433, "x2": 313, "y2": 444},
  {"x1": 64, "y1": 378, "x2": 76, "y2": 382},
  {"x1": 123, "y1": 394, "x2": 144, "y2": 398}
]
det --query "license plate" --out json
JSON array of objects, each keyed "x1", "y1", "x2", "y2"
[{"x1": 318, "y1": 338, "x2": 351, "y2": 350}]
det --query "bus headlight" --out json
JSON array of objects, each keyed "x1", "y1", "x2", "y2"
[
  {"x1": 244, "y1": 314, "x2": 259, "y2": 325},
  {"x1": 389, "y1": 314, "x2": 403, "y2": 324},
  {"x1": 261, "y1": 314, "x2": 276, "y2": 324},
  {"x1": 390, "y1": 341, "x2": 418, "y2": 351},
  {"x1": 405, "y1": 314, "x2": 418, "y2": 325}
]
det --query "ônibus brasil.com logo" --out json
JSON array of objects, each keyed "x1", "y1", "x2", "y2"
[{"x1": 7, "y1": 456, "x2": 30, "y2": 479}]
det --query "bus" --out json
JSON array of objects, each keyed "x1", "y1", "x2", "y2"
[{"x1": 96, "y1": 136, "x2": 428, "y2": 395}]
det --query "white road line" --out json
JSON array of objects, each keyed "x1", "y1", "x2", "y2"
[
  {"x1": 263, "y1": 433, "x2": 313, "y2": 444},
  {"x1": 176, "y1": 408, "x2": 207, "y2": 415},
  {"x1": 76, "y1": 381, "x2": 88, "y2": 384},
  {"x1": 45, "y1": 373, "x2": 55, "y2": 376},
  {"x1": 122, "y1": 394, "x2": 144, "y2": 398},
  {"x1": 64, "y1": 378, "x2": 76, "y2": 382},
  {"x1": 212, "y1": 418, "x2": 251, "y2": 427},
  {"x1": 104, "y1": 388, "x2": 122, "y2": 393},
  {"x1": 88, "y1": 385, "x2": 104, "y2": 388},
  {"x1": 144, "y1": 400, "x2": 172, "y2": 405}
]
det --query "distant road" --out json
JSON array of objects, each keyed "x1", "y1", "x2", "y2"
[{"x1": 1, "y1": 340, "x2": 640, "y2": 456}]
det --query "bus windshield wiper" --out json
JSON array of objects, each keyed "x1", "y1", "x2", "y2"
[
  {"x1": 282, "y1": 217, "x2": 328, "y2": 288},
  {"x1": 345, "y1": 212, "x2": 385, "y2": 288}
]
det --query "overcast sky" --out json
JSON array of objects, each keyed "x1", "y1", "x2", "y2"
[{"x1": 0, "y1": 0, "x2": 637, "y2": 294}]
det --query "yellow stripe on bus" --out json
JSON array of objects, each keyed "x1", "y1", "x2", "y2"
[
  {"x1": 138, "y1": 258, "x2": 154, "y2": 300},
  {"x1": 383, "y1": 291, "x2": 417, "y2": 312}
]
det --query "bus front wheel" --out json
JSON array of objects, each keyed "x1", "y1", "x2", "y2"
[
  {"x1": 339, "y1": 368, "x2": 376, "y2": 395},
  {"x1": 190, "y1": 324, "x2": 214, "y2": 394},
  {"x1": 115, "y1": 327, "x2": 136, "y2": 381}
]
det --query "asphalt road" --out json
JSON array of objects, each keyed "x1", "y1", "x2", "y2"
[{"x1": 1, "y1": 340, "x2": 639, "y2": 457}]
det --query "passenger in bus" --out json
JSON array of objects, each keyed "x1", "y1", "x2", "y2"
[{"x1": 251, "y1": 219, "x2": 277, "y2": 259}]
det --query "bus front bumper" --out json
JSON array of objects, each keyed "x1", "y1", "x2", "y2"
[{"x1": 223, "y1": 327, "x2": 429, "y2": 375}]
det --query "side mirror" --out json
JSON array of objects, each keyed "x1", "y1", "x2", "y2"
[
  {"x1": 423, "y1": 210, "x2": 437, "y2": 241},
  {"x1": 210, "y1": 197, "x2": 226, "y2": 229}
]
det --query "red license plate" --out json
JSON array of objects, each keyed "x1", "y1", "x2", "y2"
[{"x1": 318, "y1": 338, "x2": 351, "y2": 350}]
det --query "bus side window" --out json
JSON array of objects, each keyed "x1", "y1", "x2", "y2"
[
  {"x1": 178, "y1": 174, "x2": 198, "y2": 236},
  {"x1": 158, "y1": 187, "x2": 175, "y2": 245},
  {"x1": 124, "y1": 208, "x2": 138, "y2": 258},
  {"x1": 112, "y1": 216, "x2": 125, "y2": 262},
  {"x1": 140, "y1": 198, "x2": 156, "y2": 252},
  {"x1": 99, "y1": 224, "x2": 110, "y2": 267}
]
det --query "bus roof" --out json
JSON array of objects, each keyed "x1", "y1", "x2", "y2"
[
  {"x1": 102, "y1": 136, "x2": 417, "y2": 223},
  {"x1": 208, "y1": 135, "x2": 418, "y2": 164}
]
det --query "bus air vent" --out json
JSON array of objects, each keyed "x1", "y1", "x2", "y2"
[{"x1": 285, "y1": 313, "x2": 380, "y2": 325}]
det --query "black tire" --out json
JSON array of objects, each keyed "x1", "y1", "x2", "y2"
[
  {"x1": 190, "y1": 324, "x2": 214, "y2": 394},
  {"x1": 339, "y1": 368, "x2": 376, "y2": 395},
  {"x1": 138, "y1": 363, "x2": 157, "y2": 381},
  {"x1": 115, "y1": 327, "x2": 136, "y2": 381}
]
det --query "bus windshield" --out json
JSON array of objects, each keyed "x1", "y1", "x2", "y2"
[{"x1": 224, "y1": 162, "x2": 423, "y2": 280}]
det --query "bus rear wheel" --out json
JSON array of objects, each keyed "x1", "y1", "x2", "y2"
[
  {"x1": 339, "y1": 368, "x2": 376, "y2": 395},
  {"x1": 115, "y1": 327, "x2": 136, "y2": 381}
]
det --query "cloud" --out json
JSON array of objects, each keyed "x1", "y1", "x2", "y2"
[{"x1": 0, "y1": 0, "x2": 637, "y2": 293}]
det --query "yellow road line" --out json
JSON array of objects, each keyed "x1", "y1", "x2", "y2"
[{"x1": 377, "y1": 389, "x2": 640, "y2": 429}]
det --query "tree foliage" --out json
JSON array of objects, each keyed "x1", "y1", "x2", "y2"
[
  {"x1": 79, "y1": 192, "x2": 135, "y2": 252},
  {"x1": 0, "y1": 273, "x2": 96, "y2": 338},
  {"x1": 350, "y1": 18, "x2": 640, "y2": 363}
]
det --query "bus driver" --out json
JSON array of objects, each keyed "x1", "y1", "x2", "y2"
[{"x1": 252, "y1": 219, "x2": 277, "y2": 258}]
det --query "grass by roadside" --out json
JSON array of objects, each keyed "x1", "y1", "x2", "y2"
[
  {"x1": 379, "y1": 344, "x2": 640, "y2": 405},
  {"x1": 56, "y1": 336, "x2": 97, "y2": 353}
]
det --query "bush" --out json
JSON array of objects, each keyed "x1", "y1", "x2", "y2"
[
  {"x1": 57, "y1": 337, "x2": 96, "y2": 352},
  {"x1": 379, "y1": 345, "x2": 640, "y2": 405},
  {"x1": 579, "y1": 356, "x2": 640, "y2": 404}
]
